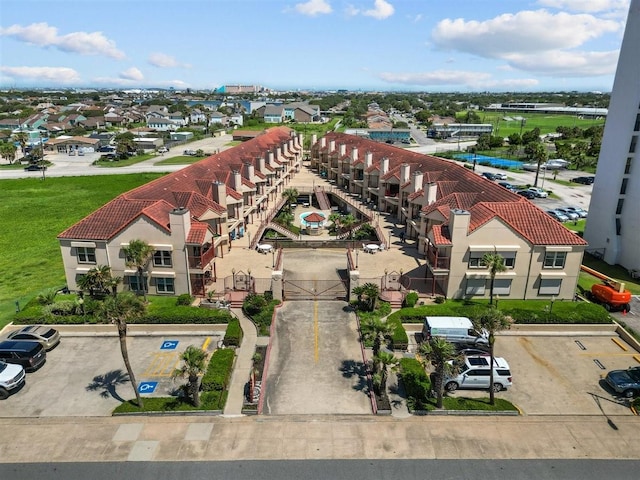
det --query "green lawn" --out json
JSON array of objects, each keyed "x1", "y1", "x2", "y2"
[
  {"x1": 0, "y1": 174, "x2": 164, "y2": 327},
  {"x1": 477, "y1": 112, "x2": 605, "y2": 137},
  {"x1": 94, "y1": 153, "x2": 155, "y2": 168},
  {"x1": 154, "y1": 155, "x2": 203, "y2": 165}
]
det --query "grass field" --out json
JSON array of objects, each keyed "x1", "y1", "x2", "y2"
[
  {"x1": 94, "y1": 153, "x2": 155, "y2": 168},
  {"x1": 476, "y1": 112, "x2": 605, "y2": 137},
  {"x1": 0, "y1": 173, "x2": 164, "y2": 327},
  {"x1": 154, "y1": 155, "x2": 203, "y2": 165}
]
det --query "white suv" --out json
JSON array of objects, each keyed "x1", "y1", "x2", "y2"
[
  {"x1": 0, "y1": 361, "x2": 26, "y2": 400},
  {"x1": 444, "y1": 355, "x2": 512, "y2": 393}
]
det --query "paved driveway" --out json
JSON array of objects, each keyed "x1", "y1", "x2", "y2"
[{"x1": 262, "y1": 300, "x2": 372, "y2": 415}]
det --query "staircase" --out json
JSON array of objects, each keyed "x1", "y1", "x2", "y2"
[
  {"x1": 266, "y1": 222, "x2": 300, "y2": 240},
  {"x1": 314, "y1": 186, "x2": 331, "y2": 211}
]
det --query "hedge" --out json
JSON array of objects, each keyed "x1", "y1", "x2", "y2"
[
  {"x1": 389, "y1": 299, "x2": 612, "y2": 325},
  {"x1": 200, "y1": 348, "x2": 235, "y2": 392},
  {"x1": 243, "y1": 294, "x2": 280, "y2": 336},
  {"x1": 399, "y1": 358, "x2": 431, "y2": 410},
  {"x1": 387, "y1": 316, "x2": 409, "y2": 351},
  {"x1": 223, "y1": 318, "x2": 243, "y2": 347}
]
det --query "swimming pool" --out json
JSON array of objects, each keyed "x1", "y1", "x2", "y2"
[
  {"x1": 299, "y1": 211, "x2": 326, "y2": 228},
  {"x1": 454, "y1": 153, "x2": 523, "y2": 169}
]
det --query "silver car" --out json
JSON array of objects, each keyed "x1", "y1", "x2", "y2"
[{"x1": 7, "y1": 326, "x2": 61, "y2": 351}]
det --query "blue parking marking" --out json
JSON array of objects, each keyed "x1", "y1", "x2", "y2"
[
  {"x1": 138, "y1": 381, "x2": 158, "y2": 394},
  {"x1": 160, "y1": 340, "x2": 179, "y2": 350}
]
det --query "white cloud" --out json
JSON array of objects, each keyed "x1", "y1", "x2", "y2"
[
  {"x1": 0, "y1": 22, "x2": 125, "y2": 59},
  {"x1": 377, "y1": 69, "x2": 539, "y2": 90},
  {"x1": 148, "y1": 52, "x2": 191, "y2": 69},
  {"x1": 294, "y1": 0, "x2": 332, "y2": 16},
  {"x1": 0, "y1": 66, "x2": 81, "y2": 84},
  {"x1": 536, "y1": 0, "x2": 630, "y2": 13},
  {"x1": 431, "y1": 10, "x2": 620, "y2": 57},
  {"x1": 505, "y1": 49, "x2": 619, "y2": 76},
  {"x1": 119, "y1": 67, "x2": 144, "y2": 81},
  {"x1": 363, "y1": 0, "x2": 394, "y2": 20}
]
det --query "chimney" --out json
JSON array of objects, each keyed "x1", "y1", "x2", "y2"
[
  {"x1": 412, "y1": 171, "x2": 424, "y2": 193},
  {"x1": 169, "y1": 207, "x2": 190, "y2": 243},
  {"x1": 426, "y1": 182, "x2": 438, "y2": 204},
  {"x1": 211, "y1": 181, "x2": 227, "y2": 208},
  {"x1": 267, "y1": 150, "x2": 275, "y2": 165},
  {"x1": 401, "y1": 163, "x2": 410, "y2": 184},
  {"x1": 339, "y1": 143, "x2": 346, "y2": 157},
  {"x1": 311, "y1": 134, "x2": 318, "y2": 146},
  {"x1": 258, "y1": 156, "x2": 266, "y2": 173},
  {"x1": 381, "y1": 157, "x2": 389, "y2": 175},
  {"x1": 232, "y1": 170, "x2": 242, "y2": 192},
  {"x1": 351, "y1": 147, "x2": 358, "y2": 162},
  {"x1": 244, "y1": 162, "x2": 255, "y2": 180},
  {"x1": 449, "y1": 209, "x2": 471, "y2": 242},
  {"x1": 365, "y1": 151, "x2": 373, "y2": 169},
  {"x1": 329, "y1": 139, "x2": 335, "y2": 152},
  {"x1": 320, "y1": 137, "x2": 326, "y2": 148}
]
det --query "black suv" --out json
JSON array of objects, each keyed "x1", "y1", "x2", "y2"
[
  {"x1": 0, "y1": 340, "x2": 47, "y2": 372},
  {"x1": 571, "y1": 176, "x2": 595, "y2": 185}
]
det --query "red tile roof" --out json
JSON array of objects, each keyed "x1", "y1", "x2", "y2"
[{"x1": 186, "y1": 222, "x2": 209, "y2": 244}]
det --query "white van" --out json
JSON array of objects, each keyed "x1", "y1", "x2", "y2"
[{"x1": 422, "y1": 316, "x2": 488, "y2": 347}]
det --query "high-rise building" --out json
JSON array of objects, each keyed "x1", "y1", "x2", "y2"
[{"x1": 584, "y1": 0, "x2": 640, "y2": 272}]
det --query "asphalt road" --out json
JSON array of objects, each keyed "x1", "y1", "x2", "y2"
[{"x1": 3, "y1": 459, "x2": 640, "y2": 480}]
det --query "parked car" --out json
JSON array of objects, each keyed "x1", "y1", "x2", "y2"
[
  {"x1": 605, "y1": 366, "x2": 640, "y2": 398},
  {"x1": 493, "y1": 172, "x2": 508, "y2": 180},
  {"x1": 0, "y1": 361, "x2": 26, "y2": 400},
  {"x1": 526, "y1": 187, "x2": 549, "y2": 198},
  {"x1": 498, "y1": 181, "x2": 517, "y2": 192},
  {"x1": 97, "y1": 145, "x2": 115, "y2": 152},
  {"x1": 440, "y1": 356, "x2": 512, "y2": 393},
  {"x1": 456, "y1": 347, "x2": 491, "y2": 357},
  {"x1": 0, "y1": 341, "x2": 47, "y2": 372},
  {"x1": 555, "y1": 207, "x2": 580, "y2": 221},
  {"x1": 571, "y1": 176, "x2": 595, "y2": 185},
  {"x1": 481, "y1": 172, "x2": 498, "y2": 180},
  {"x1": 158, "y1": 147, "x2": 168, "y2": 153},
  {"x1": 565, "y1": 206, "x2": 588, "y2": 218},
  {"x1": 517, "y1": 189, "x2": 536, "y2": 199},
  {"x1": 184, "y1": 149, "x2": 197, "y2": 156},
  {"x1": 546, "y1": 210, "x2": 570, "y2": 222},
  {"x1": 7, "y1": 325, "x2": 61, "y2": 351},
  {"x1": 68, "y1": 150, "x2": 76, "y2": 156},
  {"x1": 24, "y1": 164, "x2": 46, "y2": 171}
]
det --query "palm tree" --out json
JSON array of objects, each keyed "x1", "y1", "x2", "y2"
[
  {"x1": 123, "y1": 239, "x2": 154, "y2": 300},
  {"x1": 77, "y1": 265, "x2": 114, "y2": 297},
  {"x1": 283, "y1": 187, "x2": 299, "y2": 211},
  {"x1": 98, "y1": 292, "x2": 146, "y2": 408},
  {"x1": 482, "y1": 253, "x2": 506, "y2": 306},
  {"x1": 13, "y1": 131, "x2": 28, "y2": 154},
  {"x1": 352, "y1": 282, "x2": 380, "y2": 312},
  {"x1": 372, "y1": 350, "x2": 399, "y2": 395},
  {"x1": 0, "y1": 142, "x2": 17, "y2": 164},
  {"x1": 361, "y1": 316, "x2": 392, "y2": 373},
  {"x1": 340, "y1": 214, "x2": 357, "y2": 239},
  {"x1": 472, "y1": 309, "x2": 512, "y2": 405},
  {"x1": 418, "y1": 337, "x2": 460, "y2": 409},
  {"x1": 172, "y1": 345, "x2": 207, "y2": 407}
]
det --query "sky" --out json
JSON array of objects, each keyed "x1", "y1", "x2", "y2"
[{"x1": 0, "y1": 0, "x2": 633, "y2": 92}]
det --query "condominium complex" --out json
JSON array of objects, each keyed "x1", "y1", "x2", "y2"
[{"x1": 584, "y1": 0, "x2": 640, "y2": 271}]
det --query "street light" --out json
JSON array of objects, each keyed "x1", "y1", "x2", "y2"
[{"x1": 550, "y1": 295, "x2": 556, "y2": 315}]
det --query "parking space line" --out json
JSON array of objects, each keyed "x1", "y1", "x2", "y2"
[
  {"x1": 634, "y1": 355, "x2": 640, "y2": 364},
  {"x1": 143, "y1": 352, "x2": 179, "y2": 377},
  {"x1": 578, "y1": 352, "x2": 637, "y2": 356},
  {"x1": 314, "y1": 300, "x2": 319, "y2": 363},
  {"x1": 611, "y1": 338, "x2": 629, "y2": 351},
  {"x1": 201, "y1": 337, "x2": 211, "y2": 351}
]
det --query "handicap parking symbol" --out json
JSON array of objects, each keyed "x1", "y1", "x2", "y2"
[
  {"x1": 160, "y1": 340, "x2": 179, "y2": 350},
  {"x1": 138, "y1": 381, "x2": 158, "y2": 394}
]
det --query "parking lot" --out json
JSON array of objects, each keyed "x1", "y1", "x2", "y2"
[
  {"x1": 452, "y1": 326, "x2": 640, "y2": 416},
  {"x1": 1, "y1": 328, "x2": 223, "y2": 416}
]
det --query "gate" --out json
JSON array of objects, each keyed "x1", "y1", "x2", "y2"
[{"x1": 283, "y1": 278, "x2": 349, "y2": 301}]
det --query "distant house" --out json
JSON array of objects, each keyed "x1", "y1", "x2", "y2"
[
  {"x1": 190, "y1": 109, "x2": 206, "y2": 124},
  {"x1": 168, "y1": 112, "x2": 188, "y2": 127},
  {"x1": 283, "y1": 102, "x2": 321, "y2": 122},
  {"x1": 262, "y1": 105, "x2": 284, "y2": 123},
  {"x1": 147, "y1": 118, "x2": 179, "y2": 132}
]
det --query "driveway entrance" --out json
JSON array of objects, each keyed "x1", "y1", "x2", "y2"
[{"x1": 262, "y1": 300, "x2": 371, "y2": 415}]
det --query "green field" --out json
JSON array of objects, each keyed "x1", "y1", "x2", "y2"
[
  {"x1": 0, "y1": 173, "x2": 164, "y2": 327},
  {"x1": 474, "y1": 112, "x2": 605, "y2": 137}
]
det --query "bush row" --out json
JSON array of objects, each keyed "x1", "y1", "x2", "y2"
[
  {"x1": 242, "y1": 293, "x2": 280, "y2": 336},
  {"x1": 223, "y1": 318, "x2": 243, "y2": 347},
  {"x1": 200, "y1": 348, "x2": 235, "y2": 392},
  {"x1": 399, "y1": 358, "x2": 431, "y2": 410}
]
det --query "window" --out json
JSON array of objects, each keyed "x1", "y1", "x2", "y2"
[
  {"x1": 616, "y1": 218, "x2": 622, "y2": 236},
  {"x1": 496, "y1": 252, "x2": 516, "y2": 269},
  {"x1": 77, "y1": 247, "x2": 96, "y2": 264},
  {"x1": 539, "y1": 278, "x2": 562, "y2": 295},
  {"x1": 625, "y1": 157, "x2": 632, "y2": 174},
  {"x1": 635, "y1": 113, "x2": 640, "y2": 132},
  {"x1": 156, "y1": 277, "x2": 174, "y2": 294},
  {"x1": 620, "y1": 178, "x2": 628, "y2": 195},
  {"x1": 468, "y1": 252, "x2": 488, "y2": 268},
  {"x1": 153, "y1": 250, "x2": 172, "y2": 267},
  {"x1": 127, "y1": 275, "x2": 143, "y2": 293},
  {"x1": 493, "y1": 279, "x2": 512, "y2": 295},
  {"x1": 465, "y1": 278, "x2": 486, "y2": 295},
  {"x1": 616, "y1": 199, "x2": 624, "y2": 215},
  {"x1": 544, "y1": 251, "x2": 566, "y2": 269},
  {"x1": 629, "y1": 136, "x2": 637, "y2": 154}
]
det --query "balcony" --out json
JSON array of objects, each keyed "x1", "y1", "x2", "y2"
[
  {"x1": 188, "y1": 245, "x2": 216, "y2": 269},
  {"x1": 427, "y1": 247, "x2": 450, "y2": 270}
]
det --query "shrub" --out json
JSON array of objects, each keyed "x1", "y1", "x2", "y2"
[
  {"x1": 399, "y1": 358, "x2": 431, "y2": 410},
  {"x1": 223, "y1": 318, "x2": 243, "y2": 347},
  {"x1": 243, "y1": 293, "x2": 267, "y2": 316},
  {"x1": 434, "y1": 295, "x2": 446, "y2": 304},
  {"x1": 42, "y1": 300, "x2": 79, "y2": 316},
  {"x1": 176, "y1": 294, "x2": 193, "y2": 306},
  {"x1": 404, "y1": 292, "x2": 419, "y2": 308},
  {"x1": 200, "y1": 348, "x2": 235, "y2": 392},
  {"x1": 387, "y1": 316, "x2": 409, "y2": 351}
]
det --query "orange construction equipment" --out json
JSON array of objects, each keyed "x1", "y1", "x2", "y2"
[{"x1": 581, "y1": 265, "x2": 632, "y2": 312}]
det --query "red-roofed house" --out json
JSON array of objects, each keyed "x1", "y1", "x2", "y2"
[
  {"x1": 311, "y1": 132, "x2": 587, "y2": 301},
  {"x1": 58, "y1": 127, "x2": 303, "y2": 296}
]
